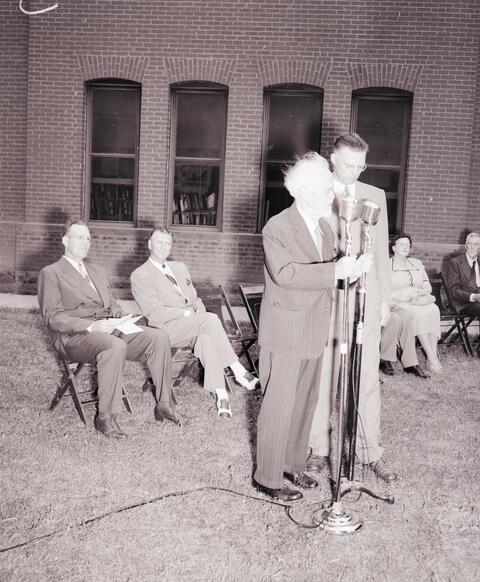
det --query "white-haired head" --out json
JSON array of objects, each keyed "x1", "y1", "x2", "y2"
[{"x1": 284, "y1": 152, "x2": 333, "y2": 220}]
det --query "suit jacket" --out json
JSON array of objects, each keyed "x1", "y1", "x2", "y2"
[
  {"x1": 258, "y1": 204, "x2": 336, "y2": 359},
  {"x1": 328, "y1": 181, "x2": 391, "y2": 308},
  {"x1": 37, "y1": 256, "x2": 124, "y2": 353},
  {"x1": 446, "y1": 253, "x2": 479, "y2": 312},
  {"x1": 130, "y1": 259, "x2": 205, "y2": 329}
]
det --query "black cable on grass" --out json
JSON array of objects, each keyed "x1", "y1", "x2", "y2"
[{"x1": 0, "y1": 486, "x2": 335, "y2": 553}]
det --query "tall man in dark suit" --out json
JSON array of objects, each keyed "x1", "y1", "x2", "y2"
[
  {"x1": 307, "y1": 133, "x2": 397, "y2": 483},
  {"x1": 253, "y1": 152, "x2": 372, "y2": 502},
  {"x1": 446, "y1": 232, "x2": 480, "y2": 316},
  {"x1": 38, "y1": 218, "x2": 179, "y2": 439}
]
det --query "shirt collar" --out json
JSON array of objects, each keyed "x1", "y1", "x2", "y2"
[
  {"x1": 63, "y1": 255, "x2": 83, "y2": 271},
  {"x1": 333, "y1": 177, "x2": 356, "y2": 197},
  {"x1": 466, "y1": 253, "x2": 477, "y2": 267}
]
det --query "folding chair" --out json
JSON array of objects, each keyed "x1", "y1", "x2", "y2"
[
  {"x1": 429, "y1": 272, "x2": 474, "y2": 356},
  {"x1": 197, "y1": 285, "x2": 258, "y2": 389},
  {"x1": 239, "y1": 283, "x2": 264, "y2": 373},
  {"x1": 49, "y1": 352, "x2": 133, "y2": 424}
]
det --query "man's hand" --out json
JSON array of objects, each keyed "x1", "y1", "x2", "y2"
[
  {"x1": 89, "y1": 319, "x2": 118, "y2": 334},
  {"x1": 380, "y1": 302, "x2": 391, "y2": 326},
  {"x1": 335, "y1": 253, "x2": 373, "y2": 282},
  {"x1": 471, "y1": 293, "x2": 480, "y2": 302}
]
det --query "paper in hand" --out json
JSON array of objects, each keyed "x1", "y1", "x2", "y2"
[{"x1": 107, "y1": 314, "x2": 144, "y2": 335}]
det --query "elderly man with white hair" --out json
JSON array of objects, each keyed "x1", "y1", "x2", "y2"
[
  {"x1": 446, "y1": 231, "x2": 480, "y2": 319},
  {"x1": 253, "y1": 152, "x2": 372, "y2": 502}
]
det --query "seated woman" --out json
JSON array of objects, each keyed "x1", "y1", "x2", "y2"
[{"x1": 389, "y1": 233, "x2": 443, "y2": 374}]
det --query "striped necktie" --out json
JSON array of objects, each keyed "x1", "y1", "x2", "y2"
[{"x1": 317, "y1": 218, "x2": 336, "y2": 262}]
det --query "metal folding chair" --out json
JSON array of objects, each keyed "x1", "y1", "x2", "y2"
[
  {"x1": 429, "y1": 272, "x2": 474, "y2": 355},
  {"x1": 238, "y1": 283, "x2": 264, "y2": 373}
]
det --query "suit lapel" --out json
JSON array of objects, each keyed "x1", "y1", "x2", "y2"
[
  {"x1": 59, "y1": 257, "x2": 103, "y2": 304},
  {"x1": 85, "y1": 262, "x2": 109, "y2": 306},
  {"x1": 146, "y1": 260, "x2": 184, "y2": 301},
  {"x1": 288, "y1": 205, "x2": 320, "y2": 262}
]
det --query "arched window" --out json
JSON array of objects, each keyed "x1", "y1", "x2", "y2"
[
  {"x1": 85, "y1": 79, "x2": 141, "y2": 223},
  {"x1": 168, "y1": 82, "x2": 228, "y2": 228},
  {"x1": 259, "y1": 84, "x2": 323, "y2": 228},
  {"x1": 351, "y1": 88, "x2": 413, "y2": 234}
]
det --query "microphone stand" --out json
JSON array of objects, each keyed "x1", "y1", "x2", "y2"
[
  {"x1": 317, "y1": 199, "x2": 393, "y2": 535},
  {"x1": 316, "y1": 196, "x2": 362, "y2": 534},
  {"x1": 340, "y1": 200, "x2": 394, "y2": 505}
]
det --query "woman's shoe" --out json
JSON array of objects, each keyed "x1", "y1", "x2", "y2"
[{"x1": 216, "y1": 397, "x2": 232, "y2": 418}]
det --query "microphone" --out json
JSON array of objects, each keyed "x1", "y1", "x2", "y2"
[
  {"x1": 359, "y1": 199, "x2": 380, "y2": 226},
  {"x1": 339, "y1": 195, "x2": 359, "y2": 223}
]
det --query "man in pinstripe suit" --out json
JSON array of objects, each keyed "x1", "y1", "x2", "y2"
[{"x1": 253, "y1": 152, "x2": 372, "y2": 502}]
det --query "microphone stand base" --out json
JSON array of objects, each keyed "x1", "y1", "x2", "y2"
[{"x1": 314, "y1": 501, "x2": 362, "y2": 535}]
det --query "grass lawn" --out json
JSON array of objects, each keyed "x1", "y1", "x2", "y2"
[{"x1": 0, "y1": 307, "x2": 479, "y2": 582}]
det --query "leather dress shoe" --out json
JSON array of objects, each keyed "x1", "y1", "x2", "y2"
[
  {"x1": 284, "y1": 471, "x2": 318, "y2": 489},
  {"x1": 154, "y1": 402, "x2": 181, "y2": 426},
  {"x1": 94, "y1": 414, "x2": 127, "y2": 439},
  {"x1": 379, "y1": 359, "x2": 395, "y2": 375},
  {"x1": 364, "y1": 459, "x2": 398, "y2": 483},
  {"x1": 253, "y1": 479, "x2": 303, "y2": 502},
  {"x1": 405, "y1": 364, "x2": 430, "y2": 378},
  {"x1": 306, "y1": 450, "x2": 331, "y2": 475}
]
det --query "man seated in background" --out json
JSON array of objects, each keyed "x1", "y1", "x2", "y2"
[
  {"x1": 38, "y1": 219, "x2": 179, "y2": 439},
  {"x1": 379, "y1": 309, "x2": 429, "y2": 378},
  {"x1": 130, "y1": 227, "x2": 258, "y2": 419},
  {"x1": 446, "y1": 232, "x2": 480, "y2": 319}
]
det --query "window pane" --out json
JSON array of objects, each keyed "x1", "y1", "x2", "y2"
[
  {"x1": 92, "y1": 89, "x2": 138, "y2": 154},
  {"x1": 267, "y1": 94, "x2": 320, "y2": 161},
  {"x1": 362, "y1": 168, "x2": 400, "y2": 194},
  {"x1": 176, "y1": 92, "x2": 224, "y2": 159},
  {"x1": 172, "y1": 163, "x2": 219, "y2": 226},
  {"x1": 355, "y1": 99, "x2": 406, "y2": 165},
  {"x1": 386, "y1": 197, "x2": 399, "y2": 234},
  {"x1": 90, "y1": 183, "x2": 134, "y2": 221},
  {"x1": 92, "y1": 156, "x2": 135, "y2": 180},
  {"x1": 264, "y1": 162, "x2": 294, "y2": 223}
]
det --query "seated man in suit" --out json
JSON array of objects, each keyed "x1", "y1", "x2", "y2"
[
  {"x1": 446, "y1": 232, "x2": 480, "y2": 318},
  {"x1": 130, "y1": 227, "x2": 258, "y2": 418},
  {"x1": 38, "y1": 218, "x2": 179, "y2": 439},
  {"x1": 379, "y1": 309, "x2": 429, "y2": 378}
]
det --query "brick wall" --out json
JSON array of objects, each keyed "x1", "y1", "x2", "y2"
[
  {"x1": 1, "y1": 0, "x2": 479, "y2": 293},
  {"x1": 0, "y1": 3, "x2": 28, "y2": 222}
]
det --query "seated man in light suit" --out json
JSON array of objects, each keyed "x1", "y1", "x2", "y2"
[
  {"x1": 379, "y1": 309, "x2": 429, "y2": 378},
  {"x1": 446, "y1": 232, "x2": 480, "y2": 317},
  {"x1": 37, "y1": 219, "x2": 179, "y2": 439},
  {"x1": 130, "y1": 227, "x2": 258, "y2": 418}
]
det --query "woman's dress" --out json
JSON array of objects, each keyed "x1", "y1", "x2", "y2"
[{"x1": 390, "y1": 257, "x2": 441, "y2": 338}]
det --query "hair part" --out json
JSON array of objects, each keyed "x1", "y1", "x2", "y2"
[
  {"x1": 283, "y1": 151, "x2": 330, "y2": 198},
  {"x1": 63, "y1": 218, "x2": 88, "y2": 238},
  {"x1": 333, "y1": 132, "x2": 369, "y2": 154}
]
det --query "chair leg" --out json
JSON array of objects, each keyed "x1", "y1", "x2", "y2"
[
  {"x1": 49, "y1": 378, "x2": 72, "y2": 412},
  {"x1": 121, "y1": 388, "x2": 133, "y2": 414},
  {"x1": 69, "y1": 381, "x2": 88, "y2": 425}
]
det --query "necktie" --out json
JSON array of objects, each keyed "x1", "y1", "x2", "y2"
[
  {"x1": 161, "y1": 263, "x2": 178, "y2": 287},
  {"x1": 472, "y1": 260, "x2": 479, "y2": 288},
  {"x1": 316, "y1": 219, "x2": 336, "y2": 262},
  {"x1": 78, "y1": 263, "x2": 97, "y2": 292},
  {"x1": 318, "y1": 218, "x2": 336, "y2": 261}
]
